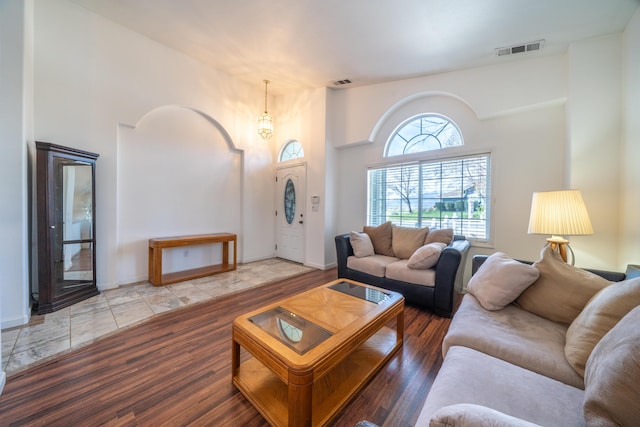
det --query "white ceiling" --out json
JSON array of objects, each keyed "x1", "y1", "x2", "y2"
[{"x1": 71, "y1": 0, "x2": 638, "y2": 94}]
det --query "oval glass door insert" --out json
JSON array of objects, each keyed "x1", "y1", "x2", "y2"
[{"x1": 284, "y1": 178, "x2": 295, "y2": 224}]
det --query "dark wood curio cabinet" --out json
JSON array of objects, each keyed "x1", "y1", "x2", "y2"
[{"x1": 34, "y1": 142, "x2": 99, "y2": 314}]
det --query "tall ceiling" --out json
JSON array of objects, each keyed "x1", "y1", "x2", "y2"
[{"x1": 71, "y1": 0, "x2": 638, "y2": 94}]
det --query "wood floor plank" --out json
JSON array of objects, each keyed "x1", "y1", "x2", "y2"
[{"x1": 0, "y1": 268, "x2": 451, "y2": 426}]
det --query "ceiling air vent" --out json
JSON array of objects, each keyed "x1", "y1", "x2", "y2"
[
  {"x1": 496, "y1": 40, "x2": 545, "y2": 57},
  {"x1": 332, "y1": 79, "x2": 352, "y2": 86}
]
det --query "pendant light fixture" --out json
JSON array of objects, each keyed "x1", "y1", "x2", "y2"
[{"x1": 258, "y1": 80, "x2": 273, "y2": 140}]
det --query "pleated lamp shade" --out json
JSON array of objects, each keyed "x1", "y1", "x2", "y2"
[{"x1": 528, "y1": 190, "x2": 594, "y2": 236}]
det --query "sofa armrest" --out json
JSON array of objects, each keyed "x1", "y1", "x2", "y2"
[
  {"x1": 433, "y1": 236, "x2": 470, "y2": 316},
  {"x1": 471, "y1": 254, "x2": 627, "y2": 282},
  {"x1": 335, "y1": 233, "x2": 354, "y2": 278}
]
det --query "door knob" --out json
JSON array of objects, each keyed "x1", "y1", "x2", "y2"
[{"x1": 299, "y1": 220, "x2": 304, "y2": 224}]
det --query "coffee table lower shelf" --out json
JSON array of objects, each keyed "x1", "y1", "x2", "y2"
[{"x1": 233, "y1": 326, "x2": 399, "y2": 427}]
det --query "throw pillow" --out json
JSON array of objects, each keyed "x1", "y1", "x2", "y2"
[
  {"x1": 583, "y1": 306, "x2": 640, "y2": 426},
  {"x1": 391, "y1": 225, "x2": 429, "y2": 259},
  {"x1": 515, "y1": 246, "x2": 610, "y2": 325},
  {"x1": 349, "y1": 231, "x2": 375, "y2": 258},
  {"x1": 564, "y1": 277, "x2": 640, "y2": 377},
  {"x1": 466, "y1": 252, "x2": 540, "y2": 311},
  {"x1": 424, "y1": 228, "x2": 454, "y2": 245},
  {"x1": 407, "y1": 242, "x2": 446, "y2": 270},
  {"x1": 430, "y1": 404, "x2": 540, "y2": 427},
  {"x1": 363, "y1": 222, "x2": 395, "y2": 257}
]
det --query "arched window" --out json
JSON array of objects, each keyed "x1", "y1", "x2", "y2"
[
  {"x1": 385, "y1": 114, "x2": 463, "y2": 157},
  {"x1": 279, "y1": 140, "x2": 304, "y2": 162},
  {"x1": 369, "y1": 113, "x2": 490, "y2": 242}
]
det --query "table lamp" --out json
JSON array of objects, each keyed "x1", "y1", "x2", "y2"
[{"x1": 527, "y1": 190, "x2": 593, "y2": 264}]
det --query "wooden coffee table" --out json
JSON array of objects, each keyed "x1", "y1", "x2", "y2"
[{"x1": 231, "y1": 279, "x2": 404, "y2": 427}]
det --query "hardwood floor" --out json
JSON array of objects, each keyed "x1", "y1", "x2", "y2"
[{"x1": 0, "y1": 268, "x2": 451, "y2": 426}]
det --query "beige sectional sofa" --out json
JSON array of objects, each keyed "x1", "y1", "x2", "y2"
[{"x1": 416, "y1": 248, "x2": 640, "y2": 426}]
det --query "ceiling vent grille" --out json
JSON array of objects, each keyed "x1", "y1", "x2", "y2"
[
  {"x1": 332, "y1": 79, "x2": 352, "y2": 86},
  {"x1": 496, "y1": 40, "x2": 544, "y2": 57}
]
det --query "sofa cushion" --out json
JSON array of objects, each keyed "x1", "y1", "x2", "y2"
[
  {"x1": 407, "y1": 242, "x2": 446, "y2": 270},
  {"x1": 583, "y1": 306, "x2": 640, "y2": 427},
  {"x1": 364, "y1": 222, "x2": 395, "y2": 256},
  {"x1": 443, "y1": 294, "x2": 584, "y2": 388},
  {"x1": 349, "y1": 231, "x2": 375, "y2": 257},
  {"x1": 416, "y1": 346, "x2": 585, "y2": 427},
  {"x1": 391, "y1": 225, "x2": 429, "y2": 259},
  {"x1": 515, "y1": 246, "x2": 610, "y2": 325},
  {"x1": 466, "y1": 252, "x2": 539, "y2": 311},
  {"x1": 429, "y1": 404, "x2": 542, "y2": 427},
  {"x1": 424, "y1": 228, "x2": 453, "y2": 245},
  {"x1": 385, "y1": 260, "x2": 436, "y2": 287},
  {"x1": 424, "y1": 228, "x2": 454, "y2": 245},
  {"x1": 565, "y1": 277, "x2": 640, "y2": 377},
  {"x1": 346, "y1": 254, "x2": 399, "y2": 277}
]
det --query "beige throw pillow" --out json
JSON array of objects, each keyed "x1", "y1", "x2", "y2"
[
  {"x1": 515, "y1": 246, "x2": 610, "y2": 325},
  {"x1": 466, "y1": 252, "x2": 540, "y2": 311},
  {"x1": 431, "y1": 403, "x2": 541, "y2": 427},
  {"x1": 583, "y1": 306, "x2": 640, "y2": 426},
  {"x1": 349, "y1": 231, "x2": 375, "y2": 258},
  {"x1": 363, "y1": 222, "x2": 395, "y2": 256},
  {"x1": 391, "y1": 225, "x2": 429, "y2": 259},
  {"x1": 407, "y1": 242, "x2": 446, "y2": 270},
  {"x1": 565, "y1": 277, "x2": 640, "y2": 377},
  {"x1": 424, "y1": 228, "x2": 454, "y2": 245}
]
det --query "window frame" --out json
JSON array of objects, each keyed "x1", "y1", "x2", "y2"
[
  {"x1": 278, "y1": 140, "x2": 305, "y2": 163},
  {"x1": 384, "y1": 113, "x2": 464, "y2": 157},
  {"x1": 367, "y1": 152, "x2": 491, "y2": 244},
  {"x1": 366, "y1": 112, "x2": 492, "y2": 245}
]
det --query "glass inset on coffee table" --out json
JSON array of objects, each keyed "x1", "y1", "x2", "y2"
[
  {"x1": 329, "y1": 281, "x2": 390, "y2": 304},
  {"x1": 249, "y1": 306, "x2": 333, "y2": 355}
]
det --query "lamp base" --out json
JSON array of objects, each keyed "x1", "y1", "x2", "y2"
[{"x1": 546, "y1": 236, "x2": 574, "y2": 264}]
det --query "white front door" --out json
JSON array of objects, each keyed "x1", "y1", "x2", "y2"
[{"x1": 276, "y1": 164, "x2": 306, "y2": 263}]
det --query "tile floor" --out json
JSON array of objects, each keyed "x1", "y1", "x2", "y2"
[{"x1": 1, "y1": 258, "x2": 313, "y2": 376}]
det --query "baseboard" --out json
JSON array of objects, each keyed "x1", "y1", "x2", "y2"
[
  {"x1": 1, "y1": 313, "x2": 30, "y2": 329},
  {"x1": 304, "y1": 261, "x2": 337, "y2": 270},
  {"x1": 242, "y1": 255, "x2": 276, "y2": 264}
]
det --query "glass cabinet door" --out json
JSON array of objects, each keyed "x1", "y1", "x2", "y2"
[
  {"x1": 53, "y1": 159, "x2": 96, "y2": 298},
  {"x1": 36, "y1": 142, "x2": 99, "y2": 314}
]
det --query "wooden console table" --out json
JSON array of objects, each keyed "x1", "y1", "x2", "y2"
[{"x1": 148, "y1": 233, "x2": 237, "y2": 286}]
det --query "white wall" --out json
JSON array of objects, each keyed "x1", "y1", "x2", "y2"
[
  {"x1": 621, "y1": 8, "x2": 640, "y2": 270},
  {"x1": 274, "y1": 87, "x2": 337, "y2": 269},
  {"x1": 0, "y1": 0, "x2": 33, "y2": 391},
  {"x1": 32, "y1": 0, "x2": 274, "y2": 294},
  {"x1": 0, "y1": 0, "x2": 33, "y2": 332},
  {"x1": 117, "y1": 106, "x2": 243, "y2": 284},
  {"x1": 3, "y1": 0, "x2": 637, "y2": 333},
  {"x1": 331, "y1": 55, "x2": 567, "y2": 148},
  {"x1": 331, "y1": 42, "x2": 635, "y2": 276},
  {"x1": 567, "y1": 35, "x2": 623, "y2": 270},
  {"x1": 332, "y1": 56, "x2": 570, "y2": 281}
]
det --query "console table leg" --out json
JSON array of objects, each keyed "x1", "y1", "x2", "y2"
[
  {"x1": 148, "y1": 246, "x2": 154, "y2": 284},
  {"x1": 222, "y1": 241, "x2": 229, "y2": 266},
  {"x1": 151, "y1": 247, "x2": 163, "y2": 286}
]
